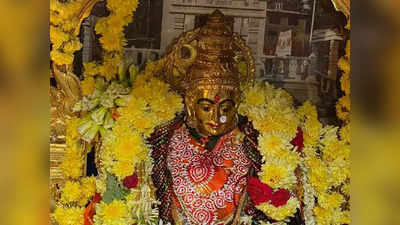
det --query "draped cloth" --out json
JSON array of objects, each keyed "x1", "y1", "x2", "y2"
[
  {"x1": 167, "y1": 125, "x2": 251, "y2": 225},
  {"x1": 149, "y1": 115, "x2": 263, "y2": 224}
]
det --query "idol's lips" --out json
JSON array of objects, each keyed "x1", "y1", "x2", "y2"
[{"x1": 207, "y1": 123, "x2": 221, "y2": 129}]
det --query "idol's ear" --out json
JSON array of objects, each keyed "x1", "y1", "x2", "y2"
[{"x1": 179, "y1": 43, "x2": 197, "y2": 67}]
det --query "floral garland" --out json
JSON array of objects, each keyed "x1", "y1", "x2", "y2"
[
  {"x1": 53, "y1": 116, "x2": 97, "y2": 225},
  {"x1": 50, "y1": 0, "x2": 85, "y2": 65},
  {"x1": 300, "y1": 103, "x2": 350, "y2": 225},
  {"x1": 239, "y1": 81, "x2": 301, "y2": 221},
  {"x1": 240, "y1": 81, "x2": 350, "y2": 224},
  {"x1": 336, "y1": 40, "x2": 350, "y2": 123},
  {"x1": 81, "y1": 0, "x2": 139, "y2": 82}
]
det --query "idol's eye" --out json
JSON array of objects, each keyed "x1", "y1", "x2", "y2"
[
  {"x1": 222, "y1": 107, "x2": 230, "y2": 113},
  {"x1": 203, "y1": 106, "x2": 210, "y2": 112}
]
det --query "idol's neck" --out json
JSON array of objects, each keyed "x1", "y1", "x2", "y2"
[{"x1": 185, "y1": 123, "x2": 236, "y2": 151}]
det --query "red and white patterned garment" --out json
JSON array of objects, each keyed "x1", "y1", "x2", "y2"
[{"x1": 167, "y1": 125, "x2": 251, "y2": 225}]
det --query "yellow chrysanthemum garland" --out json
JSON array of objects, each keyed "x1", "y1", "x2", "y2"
[
  {"x1": 239, "y1": 81, "x2": 301, "y2": 221},
  {"x1": 240, "y1": 82, "x2": 350, "y2": 224},
  {"x1": 79, "y1": 0, "x2": 139, "y2": 96},
  {"x1": 299, "y1": 102, "x2": 350, "y2": 225},
  {"x1": 89, "y1": 0, "x2": 139, "y2": 81},
  {"x1": 50, "y1": 0, "x2": 85, "y2": 65},
  {"x1": 336, "y1": 19, "x2": 350, "y2": 123},
  {"x1": 53, "y1": 116, "x2": 97, "y2": 225},
  {"x1": 93, "y1": 60, "x2": 183, "y2": 225}
]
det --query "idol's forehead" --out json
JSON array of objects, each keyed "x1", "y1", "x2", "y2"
[{"x1": 189, "y1": 86, "x2": 239, "y2": 102}]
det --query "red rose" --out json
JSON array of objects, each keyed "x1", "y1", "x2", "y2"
[
  {"x1": 271, "y1": 189, "x2": 291, "y2": 207},
  {"x1": 290, "y1": 127, "x2": 304, "y2": 153},
  {"x1": 123, "y1": 173, "x2": 139, "y2": 189},
  {"x1": 247, "y1": 177, "x2": 273, "y2": 205}
]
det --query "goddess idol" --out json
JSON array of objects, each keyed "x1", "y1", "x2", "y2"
[{"x1": 148, "y1": 10, "x2": 303, "y2": 225}]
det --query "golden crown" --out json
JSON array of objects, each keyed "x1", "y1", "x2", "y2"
[{"x1": 160, "y1": 10, "x2": 255, "y2": 94}]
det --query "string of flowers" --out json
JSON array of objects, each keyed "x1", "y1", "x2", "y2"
[
  {"x1": 82, "y1": 0, "x2": 139, "y2": 82},
  {"x1": 336, "y1": 39, "x2": 350, "y2": 123},
  {"x1": 53, "y1": 117, "x2": 97, "y2": 225},
  {"x1": 300, "y1": 103, "x2": 350, "y2": 225},
  {"x1": 50, "y1": 0, "x2": 85, "y2": 66},
  {"x1": 240, "y1": 81, "x2": 350, "y2": 224},
  {"x1": 239, "y1": 81, "x2": 301, "y2": 221},
  {"x1": 93, "y1": 60, "x2": 183, "y2": 225}
]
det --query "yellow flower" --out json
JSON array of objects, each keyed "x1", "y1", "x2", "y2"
[
  {"x1": 259, "y1": 163, "x2": 289, "y2": 188},
  {"x1": 66, "y1": 116, "x2": 81, "y2": 143},
  {"x1": 314, "y1": 206, "x2": 330, "y2": 225},
  {"x1": 340, "y1": 71, "x2": 350, "y2": 95},
  {"x1": 83, "y1": 62, "x2": 100, "y2": 77},
  {"x1": 112, "y1": 160, "x2": 134, "y2": 180},
  {"x1": 114, "y1": 132, "x2": 146, "y2": 161},
  {"x1": 98, "y1": 53, "x2": 121, "y2": 81},
  {"x1": 339, "y1": 123, "x2": 350, "y2": 143},
  {"x1": 308, "y1": 158, "x2": 330, "y2": 193},
  {"x1": 60, "y1": 181, "x2": 81, "y2": 204},
  {"x1": 245, "y1": 88, "x2": 265, "y2": 106},
  {"x1": 60, "y1": 144, "x2": 84, "y2": 179},
  {"x1": 53, "y1": 206, "x2": 84, "y2": 225},
  {"x1": 50, "y1": 49, "x2": 74, "y2": 65},
  {"x1": 95, "y1": 200, "x2": 131, "y2": 224},
  {"x1": 345, "y1": 40, "x2": 350, "y2": 60},
  {"x1": 103, "y1": 201, "x2": 127, "y2": 220},
  {"x1": 99, "y1": 32, "x2": 126, "y2": 52},
  {"x1": 256, "y1": 197, "x2": 299, "y2": 221},
  {"x1": 318, "y1": 192, "x2": 344, "y2": 210},
  {"x1": 337, "y1": 57, "x2": 350, "y2": 74},
  {"x1": 338, "y1": 210, "x2": 350, "y2": 225},
  {"x1": 50, "y1": 25, "x2": 69, "y2": 49},
  {"x1": 258, "y1": 134, "x2": 285, "y2": 156},
  {"x1": 81, "y1": 176, "x2": 97, "y2": 203},
  {"x1": 63, "y1": 38, "x2": 82, "y2": 53},
  {"x1": 81, "y1": 77, "x2": 96, "y2": 96}
]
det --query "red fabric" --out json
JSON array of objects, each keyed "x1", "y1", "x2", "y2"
[
  {"x1": 83, "y1": 193, "x2": 102, "y2": 225},
  {"x1": 290, "y1": 127, "x2": 304, "y2": 153},
  {"x1": 271, "y1": 189, "x2": 290, "y2": 207},
  {"x1": 123, "y1": 173, "x2": 139, "y2": 189},
  {"x1": 247, "y1": 177, "x2": 273, "y2": 206}
]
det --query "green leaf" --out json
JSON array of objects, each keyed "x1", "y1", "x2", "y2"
[
  {"x1": 81, "y1": 124, "x2": 99, "y2": 142},
  {"x1": 77, "y1": 116, "x2": 94, "y2": 135},
  {"x1": 102, "y1": 173, "x2": 130, "y2": 204},
  {"x1": 91, "y1": 107, "x2": 107, "y2": 125},
  {"x1": 103, "y1": 111, "x2": 114, "y2": 129}
]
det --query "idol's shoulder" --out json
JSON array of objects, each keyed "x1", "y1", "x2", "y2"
[{"x1": 148, "y1": 113, "x2": 185, "y2": 147}]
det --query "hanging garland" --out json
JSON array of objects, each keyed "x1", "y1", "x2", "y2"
[{"x1": 50, "y1": 0, "x2": 86, "y2": 66}]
